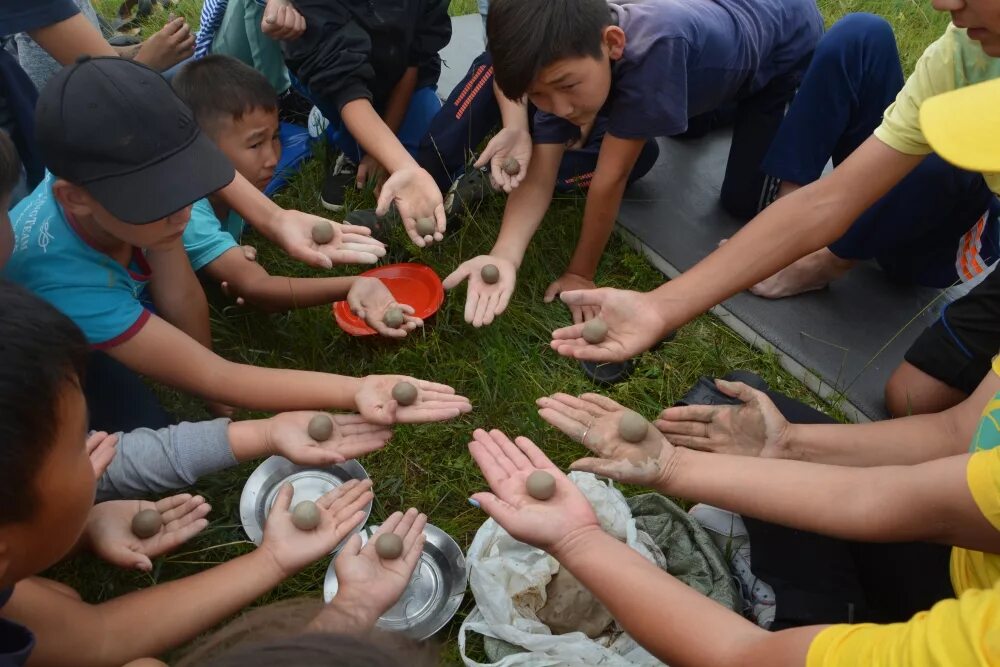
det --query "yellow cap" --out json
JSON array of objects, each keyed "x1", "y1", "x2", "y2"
[{"x1": 920, "y1": 78, "x2": 1000, "y2": 173}]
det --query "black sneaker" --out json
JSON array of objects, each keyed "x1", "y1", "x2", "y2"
[
  {"x1": 445, "y1": 167, "x2": 490, "y2": 217},
  {"x1": 278, "y1": 88, "x2": 314, "y2": 127},
  {"x1": 579, "y1": 359, "x2": 636, "y2": 386},
  {"x1": 320, "y1": 153, "x2": 356, "y2": 212},
  {"x1": 344, "y1": 208, "x2": 399, "y2": 241}
]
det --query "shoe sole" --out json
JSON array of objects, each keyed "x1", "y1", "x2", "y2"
[{"x1": 319, "y1": 197, "x2": 345, "y2": 213}]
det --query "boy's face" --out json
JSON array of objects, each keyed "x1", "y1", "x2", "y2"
[
  {"x1": 213, "y1": 107, "x2": 281, "y2": 193},
  {"x1": 0, "y1": 195, "x2": 12, "y2": 269},
  {"x1": 937, "y1": 0, "x2": 1000, "y2": 55},
  {"x1": 526, "y1": 26, "x2": 626, "y2": 128}
]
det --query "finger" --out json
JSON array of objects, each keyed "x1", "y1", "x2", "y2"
[
  {"x1": 494, "y1": 286, "x2": 514, "y2": 318},
  {"x1": 86, "y1": 431, "x2": 109, "y2": 451},
  {"x1": 571, "y1": 305, "x2": 584, "y2": 325},
  {"x1": 551, "y1": 322, "x2": 585, "y2": 341},
  {"x1": 442, "y1": 264, "x2": 471, "y2": 290},
  {"x1": 535, "y1": 396, "x2": 600, "y2": 424},
  {"x1": 401, "y1": 526, "x2": 427, "y2": 571},
  {"x1": 392, "y1": 406, "x2": 464, "y2": 424},
  {"x1": 513, "y1": 435, "x2": 556, "y2": 470},
  {"x1": 488, "y1": 429, "x2": 533, "y2": 471},
  {"x1": 434, "y1": 203, "x2": 447, "y2": 235},
  {"x1": 355, "y1": 161, "x2": 369, "y2": 188},
  {"x1": 337, "y1": 532, "x2": 364, "y2": 559},
  {"x1": 568, "y1": 457, "x2": 634, "y2": 482},
  {"x1": 650, "y1": 430, "x2": 714, "y2": 451},
  {"x1": 393, "y1": 507, "x2": 420, "y2": 543},
  {"x1": 480, "y1": 291, "x2": 501, "y2": 327},
  {"x1": 373, "y1": 321, "x2": 408, "y2": 339},
  {"x1": 289, "y1": 445, "x2": 345, "y2": 466},
  {"x1": 288, "y1": 244, "x2": 334, "y2": 270},
  {"x1": 715, "y1": 379, "x2": 757, "y2": 404},
  {"x1": 151, "y1": 518, "x2": 209, "y2": 555},
  {"x1": 578, "y1": 393, "x2": 626, "y2": 414},
  {"x1": 154, "y1": 493, "x2": 196, "y2": 519},
  {"x1": 559, "y1": 289, "x2": 605, "y2": 308},
  {"x1": 472, "y1": 289, "x2": 492, "y2": 328},
  {"x1": 317, "y1": 478, "x2": 368, "y2": 511},
  {"x1": 652, "y1": 420, "x2": 709, "y2": 438},
  {"x1": 374, "y1": 186, "x2": 395, "y2": 218},
  {"x1": 373, "y1": 510, "x2": 405, "y2": 540},
  {"x1": 549, "y1": 391, "x2": 610, "y2": 418},
  {"x1": 469, "y1": 491, "x2": 519, "y2": 524},
  {"x1": 400, "y1": 511, "x2": 427, "y2": 557},
  {"x1": 334, "y1": 437, "x2": 390, "y2": 460},
  {"x1": 464, "y1": 284, "x2": 480, "y2": 324},
  {"x1": 410, "y1": 380, "x2": 457, "y2": 395},
  {"x1": 338, "y1": 224, "x2": 374, "y2": 237},
  {"x1": 339, "y1": 242, "x2": 388, "y2": 255},
  {"x1": 537, "y1": 408, "x2": 590, "y2": 443},
  {"x1": 273, "y1": 483, "x2": 294, "y2": 512},
  {"x1": 550, "y1": 338, "x2": 620, "y2": 362},
  {"x1": 542, "y1": 281, "x2": 560, "y2": 304},
  {"x1": 468, "y1": 437, "x2": 512, "y2": 485},
  {"x1": 657, "y1": 404, "x2": 717, "y2": 424},
  {"x1": 118, "y1": 545, "x2": 154, "y2": 572},
  {"x1": 323, "y1": 250, "x2": 382, "y2": 265},
  {"x1": 472, "y1": 429, "x2": 519, "y2": 476},
  {"x1": 163, "y1": 500, "x2": 212, "y2": 529},
  {"x1": 404, "y1": 218, "x2": 427, "y2": 248}
]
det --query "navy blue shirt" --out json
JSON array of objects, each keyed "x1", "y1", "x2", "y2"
[
  {"x1": 0, "y1": 588, "x2": 34, "y2": 667},
  {"x1": 533, "y1": 0, "x2": 824, "y2": 143},
  {"x1": 0, "y1": 0, "x2": 79, "y2": 36}
]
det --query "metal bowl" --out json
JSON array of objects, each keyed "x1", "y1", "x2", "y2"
[
  {"x1": 324, "y1": 523, "x2": 467, "y2": 639},
  {"x1": 239, "y1": 455, "x2": 372, "y2": 550}
]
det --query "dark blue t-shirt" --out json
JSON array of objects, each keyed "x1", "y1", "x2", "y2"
[
  {"x1": 0, "y1": 0, "x2": 79, "y2": 36},
  {"x1": 0, "y1": 587, "x2": 34, "y2": 667},
  {"x1": 533, "y1": 0, "x2": 824, "y2": 143}
]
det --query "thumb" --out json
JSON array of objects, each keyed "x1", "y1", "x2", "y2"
[
  {"x1": 338, "y1": 532, "x2": 364, "y2": 559},
  {"x1": 470, "y1": 492, "x2": 517, "y2": 524},
  {"x1": 355, "y1": 162, "x2": 368, "y2": 189},
  {"x1": 108, "y1": 544, "x2": 152, "y2": 571},
  {"x1": 543, "y1": 280, "x2": 560, "y2": 303},
  {"x1": 474, "y1": 141, "x2": 498, "y2": 169},
  {"x1": 132, "y1": 553, "x2": 154, "y2": 572},
  {"x1": 714, "y1": 380, "x2": 757, "y2": 404},
  {"x1": 273, "y1": 482, "x2": 294, "y2": 512},
  {"x1": 346, "y1": 287, "x2": 365, "y2": 314},
  {"x1": 375, "y1": 184, "x2": 395, "y2": 218},
  {"x1": 290, "y1": 245, "x2": 334, "y2": 270},
  {"x1": 568, "y1": 457, "x2": 631, "y2": 483},
  {"x1": 442, "y1": 264, "x2": 471, "y2": 290},
  {"x1": 559, "y1": 288, "x2": 604, "y2": 307}
]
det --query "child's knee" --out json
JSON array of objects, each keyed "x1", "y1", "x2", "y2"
[{"x1": 817, "y1": 13, "x2": 896, "y2": 62}]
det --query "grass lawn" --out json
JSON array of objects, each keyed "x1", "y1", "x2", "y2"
[{"x1": 71, "y1": 1, "x2": 950, "y2": 664}]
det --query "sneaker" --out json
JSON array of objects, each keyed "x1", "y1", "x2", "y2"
[
  {"x1": 278, "y1": 88, "x2": 314, "y2": 127},
  {"x1": 344, "y1": 208, "x2": 399, "y2": 242},
  {"x1": 320, "y1": 153, "x2": 357, "y2": 212},
  {"x1": 445, "y1": 167, "x2": 491, "y2": 217},
  {"x1": 580, "y1": 359, "x2": 635, "y2": 386}
]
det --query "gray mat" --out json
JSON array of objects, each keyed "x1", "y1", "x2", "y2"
[{"x1": 438, "y1": 14, "x2": 485, "y2": 100}]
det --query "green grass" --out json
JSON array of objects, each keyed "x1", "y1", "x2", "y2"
[{"x1": 64, "y1": 1, "x2": 951, "y2": 664}]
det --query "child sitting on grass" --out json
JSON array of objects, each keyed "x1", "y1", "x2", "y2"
[
  {"x1": 3, "y1": 56, "x2": 471, "y2": 431},
  {"x1": 171, "y1": 55, "x2": 419, "y2": 336}
]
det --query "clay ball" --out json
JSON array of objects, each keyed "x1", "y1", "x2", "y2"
[
  {"x1": 307, "y1": 413, "x2": 334, "y2": 441},
  {"x1": 415, "y1": 217, "x2": 436, "y2": 237},
  {"x1": 525, "y1": 470, "x2": 556, "y2": 501},
  {"x1": 383, "y1": 306, "x2": 405, "y2": 329},
  {"x1": 581, "y1": 318, "x2": 608, "y2": 344},
  {"x1": 618, "y1": 410, "x2": 649, "y2": 443},
  {"x1": 480, "y1": 263, "x2": 500, "y2": 285},
  {"x1": 291, "y1": 500, "x2": 321, "y2": 531},
  {"x1": 375, "y1": 532, "x2": 404, "y2": 559},
  {"x1": 392, "y1": 381, "x2": 418, "y2": 406},
  {"x1": 311, "y1": 221, "x2": 334, "y2": 245},
  {"x1": 501, "y1": 157, "x2": 521, "y2": 176},
  {"x1": 131, "y1": 509, "x2": 163, "y2": 539}
]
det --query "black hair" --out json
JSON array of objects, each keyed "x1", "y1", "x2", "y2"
[
  {"x1": 0, "y1": 130, "x2": 21, "y2": 202},
  {"x1": 172, "y1": 55, "x2": 278, "y2": 137},
  {"x1": 0, "y1": 279, "x2": 88, "y2": 524},
  {"x1": 487, "y1": 0, "x2": 611, "y2": 99}
]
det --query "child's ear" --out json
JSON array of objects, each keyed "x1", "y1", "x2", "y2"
[
  {"x1": 51, "y1": 180, "x2": 95, "y2": 217},
  {"x1": 603, "y1": 26, "x2": 626, "y2": 60}
]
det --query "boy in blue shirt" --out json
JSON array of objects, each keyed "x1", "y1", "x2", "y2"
[{"x1": 172, "y1": 55, "x2": 419, "y2": 336}]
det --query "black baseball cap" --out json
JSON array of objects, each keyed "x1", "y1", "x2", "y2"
[{"x1": 35, "y1": 56, "x2": 235, "y2": 224}]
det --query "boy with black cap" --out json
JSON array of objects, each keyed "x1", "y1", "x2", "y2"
[{"x1": 3, "y1": 56, "x2": 472, "y2": 430}]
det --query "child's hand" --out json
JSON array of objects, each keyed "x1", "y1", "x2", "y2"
[
  {"x1": 475, "y1": 127, "x2": 532, "y2": 192},
  {"x1": 134, "y1": 16, "x2": 195, "y2": 71},
  {"x1": 356, "y1": 155, "x2": 387, "y2": 191},
  {"x1": 354, "y1": 375, "x2": 473, "y2": 425},
  {"x1": 241, "y1": 245, "x2": 258, "y2": 262},
  {"x1": 544, "y1": 272, "x2": 597, "y2": 324},
  {"x1": 550, "y1": 288, "x2": 671, "y2": 362},
  {"x1": 468, "y1": 429, "x2": 601, "y2": 554},
  {"x1": 85, "y1": 495, "x2": 211, "y2": 572},
  {"x1": 272, "y1": 210, "x2": 387, "y2": 268},
  {"x1": 265, "y1": 411, "x2": 392, "y2": 466},
  {"x1": 376, "y1": 167, "x2": 446, "y2": 248},
  {"x1": 86, "y1": 430, "x2": 118, "y2": 479},
  {"x1": 261, "y1": 0, "x2": 306, "y2": 41},
  {"x1": 442, "y1": 255, "x2": 517, "y2": 328},
  {"x1": 536, "y1": 393, "x2": 677, "y2": 488},
  {"x1": 346, "y1": 277, "x2": 423, "y2": 338}
]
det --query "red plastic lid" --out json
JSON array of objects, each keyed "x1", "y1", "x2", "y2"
[{"x1": 333, "y1": 263, "x2": 445, "y2": 336}]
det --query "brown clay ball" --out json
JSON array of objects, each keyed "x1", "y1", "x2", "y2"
[
  {"x1": 307, "y1": 413, "x2": 334, "y2": 441},
  {"x1": 375, "y1": 532, "x2": 404, "y2": 559},
  {"x1": 131, "y1": 509, "x2": 163, "y2": 539},
  {"x1": 501, "y1": 157, "x2": 521, "y2": 176},
  {"x1": 480, "y1": 263, "x2": 500, "y2": 284},
  {"x1": 392, "y1": 381, "x2": 418, "y2": 406},
  {"x1": 383, "y1": 306, "x2": 405, "y2": 329},
  {"x1": 526, "y1": 470, "x2": 556, "y2": 501},
  {"x1": 581, "y1": 318, "x2": 608, "y2": 344},
  {"x1": 291, "y1": 500, "x2": 321, "y2": 531},
  {"x1": 311, "y1": 221, "x2": 334, "y2": 244},
  {"x1": 415, "y1": 217, "x2": 436, "y2": 237},
  {"x1": 618, "y1": 410, "x2": 649, "y2": 443}
]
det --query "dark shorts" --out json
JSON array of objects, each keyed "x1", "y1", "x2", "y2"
[{"x1": 905, "y1": 267, "x2": 1000, "y2": 394}]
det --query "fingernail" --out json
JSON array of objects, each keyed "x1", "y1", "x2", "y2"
[{"x1": 468, "y1": 498, "x2": 481, "y2": 509}]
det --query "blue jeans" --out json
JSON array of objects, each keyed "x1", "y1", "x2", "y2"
[{"x1": 762, "y1": 13, "x2": 999, "y2": 287}]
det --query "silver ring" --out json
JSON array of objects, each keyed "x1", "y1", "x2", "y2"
[{"x1": 580, "y1": 421, "x2": 594, "y2": 445}]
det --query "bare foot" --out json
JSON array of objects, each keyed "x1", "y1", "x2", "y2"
[{"x1": 750, "y1": 247, "x2": 855, "y2": 299}]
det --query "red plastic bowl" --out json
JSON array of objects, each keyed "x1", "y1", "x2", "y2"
[{"x1": 333, "y1": 263, "x2": 445, "y2": 336}]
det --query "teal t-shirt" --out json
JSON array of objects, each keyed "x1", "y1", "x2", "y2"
[{"x1": 182, "y1": 197, "x2": 245, "y2": 272}]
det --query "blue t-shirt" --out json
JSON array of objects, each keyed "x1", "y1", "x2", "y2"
[
  {"x1": 533, "y1": 0, "x2": 824, "y2": 143},
  {"x1": 0, "y1": 587, "x2": 34, "y2": 667},
  {"x1": 182, "y1": 197, "x2": 244, "y2": 272},
  {"x1": 0, "y1": 0, "x2": 78, "y2": 36},
  {"x1": 2, "y1": 173, "x2": 152, "y2": 348}
]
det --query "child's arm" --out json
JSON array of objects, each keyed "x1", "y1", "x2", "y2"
[
  {"x1": 474, "y1": 83, "x2": 533, "y2": 192},
  {"x1": 355, "y1": 67, "x2": 418, "y2": 185},
  {"x1": 145, "y1": 239, "x2": 213, "y2": 352},
  {"x1": 27, "y1": 13, "x2": 117, "y2": 63}
]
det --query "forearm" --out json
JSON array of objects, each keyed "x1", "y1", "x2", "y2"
[
  {"x1": 565, "y1": 172, "x2": 629, "y2": 279},
  {"x1": 340, "y1": 99, "x2": 418, "y2": 173},
  {"x1": 382, "y1": 67, "x2": 418, "y2": 134},
  {"x1": 225, "y1": 271, "x2": 357, "y2": 312},
  {"x1": 491, "y1": 146, "x2": 562, "y2": 265},
  {"x1": 200, "y1": 362, "x2": 362, "y2": 412},
  {"x1": 215, "y1": 173, "x2": 284, "y2": 243},
  {"x1": 28, "y1": 13, "x2": 117, "y2": 63},
  {"x1": 147, "y1": 247, "x2": 214, "y2": 350},
  {"x1": 495, "y1": 81, "x2": 528, "y2": 130}
]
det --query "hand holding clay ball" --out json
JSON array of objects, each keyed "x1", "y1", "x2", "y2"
[
  {"x1": 131, "y1": 509, "x2": 163, "y2": 539},
  {"x1": 480, "y1": 263, "x2": 500, "y2": 285},
  {"x1": 383, "y1": 306, "x2": 405, "y2": 329},
  {"x1": 415, "y1": 217, "x2": 436, "y2": 237},
  {"x1": 581, "y1": 318, "x2": 608, "y2": 344},
  {"x1": 307, "y1": 413, "x2": 334, "y2": 441},
  {"x1": 392, "y1": 381, "x2": 418, "y2": 406},
  {"x1": 618, "y1": 410, "x2": 649, "y2": 443},
  {"x1": 291, "y1": 500, "x2": 321, "y2": 531},
  {"x1": 311, "y1": 221, "x2": 334, "y2": 245},
  {"x1": 375, "y1": 532, "x2": 404, "y2": 559},
  {"x1": 501, "y1": 157, "x2": 521, "y2": 176},
  {"x1": 525, "y1": 470, "x2": 556, "y2": 500}
]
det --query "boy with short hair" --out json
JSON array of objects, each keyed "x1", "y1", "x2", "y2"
[
  {"x1": 3, "y1": 56, "x2": 471, "y2": 428},
  {"x1": 171, "y1": 55, "x2": 419, "y2": 335}
]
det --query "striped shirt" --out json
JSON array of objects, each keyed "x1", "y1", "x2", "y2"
[{"x1": 193, "y1": 0, "x2": 267, "y2": 59}]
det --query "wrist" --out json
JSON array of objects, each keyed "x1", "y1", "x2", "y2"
[
  {"x1": 565, "y1": 262, "x2": 596, "y2": 281},
  {"x1": 490, "y1": 244, "x2": 524, "y2": 269},
  {"x1": 778, "y1": 422, "x2": 802, "y2": 461},
  {"x1": 549, "y1": 523, "x2": 606, "y2": 564},
  {"x1": 653, "y1": 444, "x2": 684, "y2": 495},
  {"x1": 227, "y1": 419, "x2": 273, "y2": 462},
  {"x1": 254, "y1": 541, "x2": 297, "y2": 581},
  {"x1": 311, "y1": 594, "x2": 380, "y2": 634}
]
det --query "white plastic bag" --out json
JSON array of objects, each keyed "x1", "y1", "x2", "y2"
[{"x1": 458, "y1": 472, "x2": 667, "y2": 666}]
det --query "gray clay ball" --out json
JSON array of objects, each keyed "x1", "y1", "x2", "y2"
[
  {"x1": 311, "y1": 221, "x2": 334, "y2": 244},
  {"x1": 291, "y1": 500, "x2": 321, "y2": 531},
  {"x1": 131, "y1": 509, "x2": 163, "y2": 539},
  {"x1": 392, "y1": 381, "x2": 418, "y2": 406},
  {"x1": 581, "y1": 318, "x2": 608, "y2": 344},
  {"x1": 375, "y1": 532, "x2": 404, "y2": 559},
  {"x1": 526, "y1": 470, "x2": 556, "y2": 501},
  {"x1": 618, "y1": 410, "x2": 649, "y2": 443},
  {"x1": 480, "y1": 263, "x2": 500, "y2": 284},
  {"x1": 501, "y1": 157, "x2": 521, "y2": 176},
  {"x1": 383, "y1": 307, "x2": 405, "y2": 328},
  {"x1": 415, "y1": 217, "x2": 436, "y2": 237},
  {"x1": 307, "y1": 413, "x2": 334, "y2": 441}
]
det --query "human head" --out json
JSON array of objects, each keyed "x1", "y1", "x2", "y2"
[
  {"x1": 0, "y1": 280, "x2": 93, "y2": 588},
  {"x1": 933, "y1": 0, "x2": 1000, "y2": 55},
  {"x1": 173, "y1": 55, "x2": 281, "y2": 193},
  {"x1": 35, "y1": 56, "x2": 234, "y2": 248},
  {"x1": 0, "y1": 131, "x2": 20, "y2": 268},
  {"x1": 487, "y1": 0, "x2": 625, "y2": 127}
]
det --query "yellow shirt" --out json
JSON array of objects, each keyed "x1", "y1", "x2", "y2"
[{"x1": 874, "y1": 24, "x2": 1000, "y2": 196}]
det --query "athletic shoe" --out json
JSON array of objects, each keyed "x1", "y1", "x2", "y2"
[
  {"x1": 445, "y1": 167, "x2": 490, "y2": 216},
  {"x1": 320, "y1": 152, "x2": 356, "y2": 212}
]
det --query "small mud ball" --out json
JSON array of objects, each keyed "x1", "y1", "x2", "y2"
[
  {"x1": 480, "y1": 263, "x2": 500, "y2": 284},
  {"x1": 618, "y1": 410, "x2": 649, "y2": 443},
  {"x1": 525, "y1": 470, "x2": 556, "y2": 501},
  {"x1": 383, "y1": 306, "x2": 405, "y2": 329},
  {"x1": 415, "y1": 217, "x2": 436, "y2": 237},
  {"x1": 307, "y1": 413, "x2": 334, "y2": 441},
  {"x1": 375, "y1": 532, "x2": 404, "y2": 559},
  {"x1": 392, "y1": 381, "x2": 418, "y2": 406},
  {"x1": 311, "y1": 221, "x2": 334, "y2": 244},
  {"x1": 291, "y1": 500, "x2": 321, "y2": 531},
  {"x1": 581, "y1": 318, "x2": 608, "y2": 344},
  {"x1": 501, "y1": 157, "x2": 521, "y2": 176},
  {"x1": 131, "y1": 509, "x2": 163, "y2": 539}
]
